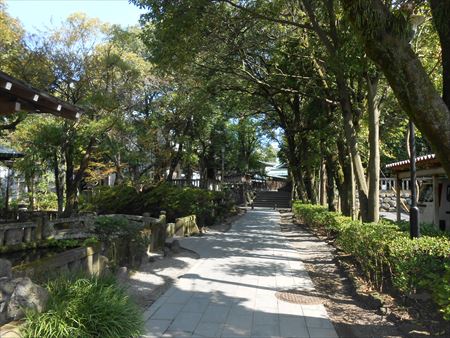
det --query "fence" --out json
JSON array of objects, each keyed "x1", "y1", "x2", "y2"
[
  {"x1": 379, "y1": 178, "x2": 433, "y2": 192},
  {"x1": 0, "y1": 215, "x2": 98, "y2": 248},
  {"x1": 170, "y1": 179, "x2": 221, "y2": 191},
  {"x1": 12, "y1": 245, "x2": 103, "y2": 279}
]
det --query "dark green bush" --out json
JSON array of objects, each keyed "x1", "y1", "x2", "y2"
[
  {"x1": 83, "y1": 183, "x2": 235, "y2": 226},
  {"x1": 94, "y1": 216, "x2": 150, "y2": 269},
  {"x1": 83, "y1": 185, "x2": 140, "y2": 215},
  {"x1": 293, "y1": 201, "x2": 450, "y2": 320},
  {"x1": 21, "y1": 274, "x2": 143, "y2": 338}
]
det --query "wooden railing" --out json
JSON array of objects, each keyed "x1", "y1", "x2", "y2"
[
  {"x1": 379, "y1": 178, "x2": 431, "y2": 191},
  {"x1": 169, "y1": 177, "x2": 288, "y2": 192},
  {"x1": 169, "y1": 179, "x2": 221, "y2": 191}
]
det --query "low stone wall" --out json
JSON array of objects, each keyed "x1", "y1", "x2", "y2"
[
  {"x1": 0, "y1": 215, "x2": 95, "y2": 250},
  {"x1": 12, "y1": 245, "x2": 104, "y2": 280},
  {"x1": 174, "y1": 215, "x2": 200, "y2": 237},
  {"x1": 0, "y1": 222, "x2": 38, "y2": 247},
  {"x1": 102, "y1": 212, "x2": 167, "y2": 252},
  {"x1": 379, "y1": 191, "x2": 411, "y2": 212}
]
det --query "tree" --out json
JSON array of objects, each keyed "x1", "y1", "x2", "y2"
[{"x1": 341, "y1": 0, "x2": 450, "y2": 177}]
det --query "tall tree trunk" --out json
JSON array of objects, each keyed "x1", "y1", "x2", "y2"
[
  {"x1": 285, "y1": 132, "x2": 307, "y2": 201},
  {"x1": 342, "y1": 0, "x2": 450, "y2": 177},
  {"x1": 336, "y1": 139, "x2": 352, "y2": 216},
  {"x1": 114, "y1": 153, "x2": 124, "y2": 186},
  {"x1": 166, "y1": 143, "x2": 183, "y2": 181},
  {"x1": 64, "y1": 142, "x2": 75, "y2": 217},
  {"x1": 304, "y1": 168, "x2": 317, "y2": 204},
  {"x1": 367, "y1": 74, "x2": 380, "y2": 222},
  {"x1": 336, "y1": 74, "x2": 369, "y2": 221},
  {"x1": 430, "y1": 0, "x2": 450, "y2": 107},
  {"x1": 319, "y1": 160, "x2": 327, "y2": 206},
  {"x1": 325, "y1": 154, "x2": 336, "y2": 211},
  {"x1": 53, "y1": 151, "x2": 64, "y2": 215},
  {"x1": 63, "y1": 138, "x2": 95, "y2": 217},
  {"x1": 26, "y1": 175, "x2": 34, "y2": 211}
]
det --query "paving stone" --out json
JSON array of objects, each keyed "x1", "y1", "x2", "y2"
[
  {"x1": 194, "y1": 321, "x2": 223, "y2": 337},
  {"x1": 143, "y1": 319, "x2": 171, "y2": 338},
  {"x1": 251, "y1": 322, "x2": 281, "y2": 337},
  {"x1": 141, "y1": 210, "x2": 338, "y2": 338},
  {"x1": 201, "y1": 304, "x2": 231, "y2": 323},
  {"x1": 168, "y1": 311, "x2": 203, "y2": 332},
  {"x1": 151, "y1": 302, "x2": 184, "y2": 320}
]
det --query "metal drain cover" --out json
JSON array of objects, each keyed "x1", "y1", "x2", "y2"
[{"x1": 275, "y1": 289, "x2": 323, "y2": 304}]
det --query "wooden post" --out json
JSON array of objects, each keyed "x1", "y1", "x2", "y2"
[{"x1": 396, "y1": 176, "x2": 401, "y2": 222}]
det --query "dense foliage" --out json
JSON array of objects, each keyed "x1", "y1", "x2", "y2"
[
  {"x1": 21, "y1": 274, "x2": 143, "y2": 338},
  {"x1": 293, "y1": 202, "x2": 450, "y2": 320},
  {"x1": 82, "y1": 183, "x2": 236, "y2": 226}
]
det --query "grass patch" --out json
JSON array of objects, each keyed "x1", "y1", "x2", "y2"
[{"x1": 21, "y1": 273, "x2": 143, "y2": 338}]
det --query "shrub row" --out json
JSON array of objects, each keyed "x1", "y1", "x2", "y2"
[
  {"x1": 81, "y1": 183, "x2": 236, "y2": 226},
  {"x1": 292, "y1": 202, "x2": 450, "y2": 320}
]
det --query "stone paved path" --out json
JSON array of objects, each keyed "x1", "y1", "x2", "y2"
[{"x1": 142, "y1": 209, "x2": 338, "y2": 338}]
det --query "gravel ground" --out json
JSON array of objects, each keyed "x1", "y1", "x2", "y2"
[{"x1": 279, "y1": 212, "x2": 404, "y2": 338}]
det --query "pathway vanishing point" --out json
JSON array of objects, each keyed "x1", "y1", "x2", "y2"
[{"x1": 142, "y1": 209, "x2": 339, "y2": 338}]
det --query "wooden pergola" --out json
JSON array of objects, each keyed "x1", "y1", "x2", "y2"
[
  {"x1": 0, "y1": 71, "x2": 80, "y2": 218},
  {"x1": 0, "y1": 70, "x2": 80, "y2": 119},
  {"x1": 387, "y1": 154, "x2": 447, "y2": 224}
]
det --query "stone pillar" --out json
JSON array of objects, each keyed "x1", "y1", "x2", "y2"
[
  {"x1": 142, "y1": 212, "x2": 151, "y2": 228},
  {"x1": 23, "y1": 227, "x2": 32, "y2": 243},
  {"x1": 166, "y1": 223, "x2": 175, "y2": 238},
  {"x1": 35, "y1": 218, "x2": 43, "y2": 241},
  {"x1": 92, "y1": 252, "x2": 100, "y2": 275},
  {"x1": 86, "y1": 251, "x2": 94, "y2": 275},
  {"x1": 42, "y1": 217, "x2": 54, "y2": 239}
]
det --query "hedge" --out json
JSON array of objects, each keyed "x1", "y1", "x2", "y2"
[
  {"x1": 81, "y1": 183, "x2": 235, "y2": 226},
  {"x1": 292, "y1": 201, "x2": 450, "y2": 320}
]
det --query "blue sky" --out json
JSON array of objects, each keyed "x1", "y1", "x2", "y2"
[{"x1": 6, "y1": 0, "x2": 145, "y2": 33}]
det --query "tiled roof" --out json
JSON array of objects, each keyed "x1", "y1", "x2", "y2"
[{"x1": 386, "y1": 154, "x2": 439, "y2": 171}]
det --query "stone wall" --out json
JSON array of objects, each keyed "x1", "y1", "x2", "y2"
[
  {"x1": 12, "y1": 245, "x2": 105, "y2": 280},
  {"x1": 379, "y1": 191, "x2": 411, "y2": 212},
  {"x1": 0, "y1": 215, "x2": 95, "y2": 250},
  {"x1": 103, "y1": 212, "x2": 168, "y2": 253}
]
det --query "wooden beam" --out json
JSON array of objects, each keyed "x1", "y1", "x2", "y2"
[
  {"x1": 0, "y1": 101, "x2": 20, "y2": 114},
  {"x1": 398, "y1": 167, "x2": 447, "y2": 179}
]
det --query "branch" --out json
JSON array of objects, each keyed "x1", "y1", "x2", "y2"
[
  {"x1": 218, "y1": 0, "x2": 312, "y2": 30},
  {"x1": 0, "y1": 116, "x2": 25, "y2": 131}
]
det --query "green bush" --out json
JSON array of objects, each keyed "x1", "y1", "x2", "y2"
[
  {"x1": 83, "y1": 183, "x2": 235, "y2": 226},
  {"x1": 293, "y1": 201, "x2": 450, "y2": 320},
  {"x1": 435, "y1": 264, "x2": 450, "y2": 321},
  {"x1": 94, "y1": 216, "x2": 150, "y2": 269},
  {"x1": 389, "y1": 236, "x2": 450, "y2": 293},
  {"x1": 21, "y1": 274, "x2": 143, "y2": 338},
  {"x1": 85, "y1": 185, "x2": 140, "y2": 215}
]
